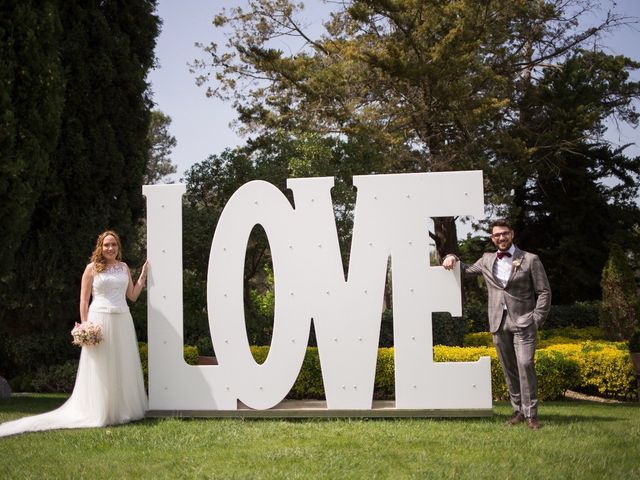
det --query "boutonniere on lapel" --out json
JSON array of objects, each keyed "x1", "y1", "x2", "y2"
[{"x1": 512, "y1": 258, "x2": 522, "y2": 272}]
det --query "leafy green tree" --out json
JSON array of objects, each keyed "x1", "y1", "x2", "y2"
[
  {"x1": 498, "y1": 51, "x2": 640, "y2": 303},
  {"x1": 181, "y1": 130, "x2": 388, "y2": 347},
  {"x1": 145, "y1": 110, "x2": 177, "y2": 184},
  {"x1": 0, "y1": 0, "x2": 160, "y2": 378},
  {"x1": 600, "y1": 244, "x2": 639, "y2": 340},
  {"x1": 0, "y1": 1, "x2": 64, "y2": 282},
  {"x1": 182, "y1": 147, "x2": 286, "y2": 348},
  {"x1": 194, "y1": 0, "x2": 627, "y2": 260}
]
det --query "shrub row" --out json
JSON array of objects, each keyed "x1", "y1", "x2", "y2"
[
  {"x1": 464, "y1": 329, "x2": 635, "y2": 399},
  {"x1": 465, "y1": 302, "x2": 601, "y2": 333},
  {"x1": 9, "y1": 343, "x2": 200, "y2": 393},
  {"x1": 544, "y1": 342, "x2": 636, "y2": 399},
  {"x1": 10, "y1": 340, "x2": 635, "y2": 401},
  {"x1": 252, "y1": 344, "x2": 589, "y2": 401},
  {"x1": 463, "y1": 326, "x2": 607, "y2": 348},
  {"x1": 10, "y1": 360, "x2": 79, "y2": 393}
]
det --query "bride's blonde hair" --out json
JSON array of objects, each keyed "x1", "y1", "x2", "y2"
[{"x1": 90, "y1": 230, "x2": 123, "y2": 273}]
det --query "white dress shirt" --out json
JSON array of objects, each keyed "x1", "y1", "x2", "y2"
[{"x1": 493, "y1": 244, "x2": 516, "y2": 288}]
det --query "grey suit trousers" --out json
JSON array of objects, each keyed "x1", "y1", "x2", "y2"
[{"x1": 493, "y1": 311, "x2": 538, "y2": 418}]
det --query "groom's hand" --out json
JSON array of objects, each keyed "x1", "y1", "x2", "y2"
[{"x1": 442, "y1": 255, "x2": 457, "y2": 271}]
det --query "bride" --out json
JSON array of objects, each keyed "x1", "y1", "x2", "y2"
[{"x1": 0, "y1": 231, "x2": 148, "y2": 437}]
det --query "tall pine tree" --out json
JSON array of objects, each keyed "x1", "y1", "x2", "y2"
[
  {"x1": 0, "y1": 1, "x2": 64, "y2": 282},
  {"x1": 0, "y1": 1, "x2": 160, "y2": 377}
]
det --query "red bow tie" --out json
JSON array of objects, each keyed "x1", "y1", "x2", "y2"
[{"x1": 496, "y1": 251, "x2": 512, "y2": 259}]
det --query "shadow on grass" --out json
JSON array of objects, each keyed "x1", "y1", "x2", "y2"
[{"x1": 3, "y1": 396, "x2": 636, "y2": 427}]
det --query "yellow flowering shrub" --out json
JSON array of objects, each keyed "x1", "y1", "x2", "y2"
[
  {"x1": 374, "y1": 348, "x2": 395, "y2": 398},
  {"x1": 466, "y1": 326, "x2": 607, "y2": 349},
  {"x1": 545, "y1": 342, "x2": 635, "y2": 399},
  {"x1": 433, "y1": 346, "x2": 580, "y2": 401},
  {"x1": 139, "y1": 340, "x2": 634, "y2": 401}
]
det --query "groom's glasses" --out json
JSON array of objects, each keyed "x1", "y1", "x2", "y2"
[{"x1": 491, "y1": 232, "x2": 512, "y2": 239}]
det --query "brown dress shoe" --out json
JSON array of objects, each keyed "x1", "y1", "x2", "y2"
[
  {"x1": 506, "y1": 412, "x2": 525, "y2": 425},
  {"x1": 526, "y1": 417, "x2": 541, "y2": 430}
]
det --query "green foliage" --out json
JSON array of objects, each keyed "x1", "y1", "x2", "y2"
[
  {"x1": 181, "y1": 146, "x2": 288, "y2": 348},
  {"x1": 197, "y1": 0, "x2": 639, "y2": 261},
  {"x1": 465, "y1": 302, "x2": 602, "y2": 333},
  {"x1": 0, "y1": 1, "x2": 161, "y2": 372},
  {"x1": 545, "y1": 302, "x2": 601, "y2": 329},
  {"x1": 374, "y1": 348, "x2": 395, "y2": 398},
  {"x1": 432, "y1": 313, "x2": 466, "y2": 346},
  {"x1": 505, "y1": 51, "x2": 640, "y2": 304},
  {"x1": 600, "y1": 244, "x2": 640, "y2": 340},
  {"x1": 181, "y1": 132, "x2": 386, "y2": 347},
  {"x1": 182, "y1": 269, "x2": 209, "y2": 347},
  {"x1": 0, "y1": 1, "x2": 64, "y2": 279},
  {"x1": 10, "y1": 360, "x2": 79, "y2": 394},
  {"x1": 464, "y1": 332, "x2": 493, "y2": 348},
  {"x1": 0, "y1": 330, "x2": 76, "y2": 380},
  {"x1": 145, "y1": 110, "x2": 177, "y2": 184},
  {"x1": 537, "y1": 326, "x2": 606, "y2": 347},
  {"x1": 247, "y1": 344, "x2": 587, "y2": 401},
  {"x1": 138, "y1": 342, "x2": 148, "y2": 385},
  {"x1": 547, "y1": 342, "x2": 637, "y2": 399},
  {"x1": 534, "y1": 350, "x2": 581, "y2": 400},
  {"x1": 8, "y1": 341, "x2": 199, "y2": 394},
  {"x1": 29, "y1": 360, "x2": 79, "y2": 393},
  {"x1": 250, "y1": 265, "x2": 275, "y2": 318},
  {"x1": 465, "y1": 326, "x2": 607, "y2": 348},
  {"x1": 183, "y1": 345, "x2": 200, "y2": 366}
]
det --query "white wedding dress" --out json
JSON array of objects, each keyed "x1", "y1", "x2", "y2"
[{"x1": 0, "y1": 263, "x2": 147, "y2": 437}]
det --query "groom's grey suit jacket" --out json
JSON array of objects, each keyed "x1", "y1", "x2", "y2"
[{"x1": 463, "y1": 246, "x2": 551, "y2": 333}]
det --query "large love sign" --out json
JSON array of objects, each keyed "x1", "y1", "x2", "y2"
[{"x1": 143, "y1": 171, "x2": 491, "y2": 413}]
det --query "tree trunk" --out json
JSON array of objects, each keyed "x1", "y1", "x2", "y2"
[{"x1": 432, "y1": 217, "x2": 459, "y2": 264}]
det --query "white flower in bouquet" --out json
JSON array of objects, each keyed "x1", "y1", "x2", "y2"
[{"x1": 71, "y1": 322, "x2": 103, "y2": 347}]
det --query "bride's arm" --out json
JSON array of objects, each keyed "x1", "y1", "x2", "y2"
[
  {"x1": 126, "y1": 261, "x2": 148, "y2": 302},
  {"x1": 80, "y1": 264, "x2": 93, "y2": 323}
]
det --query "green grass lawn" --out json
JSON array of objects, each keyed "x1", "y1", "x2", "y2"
[{"x1": 1, "y1": 394, "x2": 639, "y2": 479}]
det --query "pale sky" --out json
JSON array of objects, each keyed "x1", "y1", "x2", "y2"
[{"x1": 149, "y1": 0, "x2": 640, "y2": 182}]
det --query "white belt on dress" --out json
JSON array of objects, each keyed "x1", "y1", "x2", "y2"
[{"x1": 89, "y1": 305, "x2": 130, "y2": 314}]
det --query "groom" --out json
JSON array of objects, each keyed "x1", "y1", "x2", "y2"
[{"x1": 443, "y1": 219, "x2": 551, "y2": 429}]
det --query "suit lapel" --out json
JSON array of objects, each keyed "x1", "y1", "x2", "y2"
[{"x1": 505, "y1": 246, "x2": 525, "y2": 287}]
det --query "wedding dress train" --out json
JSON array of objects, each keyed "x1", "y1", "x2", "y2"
[{"x1": 0, "y1": 264, "x2": 147, "y2": 437}]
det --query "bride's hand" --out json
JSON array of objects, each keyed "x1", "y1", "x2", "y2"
[{"x1": 139, "y1": 260, "x2": 149, "y2": 284}]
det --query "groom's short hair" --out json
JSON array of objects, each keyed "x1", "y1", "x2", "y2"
[{"x1": 490, "y1": 218, "x2": 513, "y2": 231}]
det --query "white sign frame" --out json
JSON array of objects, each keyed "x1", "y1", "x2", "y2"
[{"x1": 143, "y1": 171, "x2": 492, "y2": 415}]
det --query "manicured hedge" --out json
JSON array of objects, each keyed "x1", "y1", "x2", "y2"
[
  {"x1": 465, "y1": 302, "x2": 601, "y2": 333},
  {"x1": 545, "y1": 342, "x2": 636, "y2": 399},
  {"x1": 251, "y1": 344, "x2": 586, "y2": 401},
  {"x1": 463, "y1": 326, "x2": 607, "y2": 348},
  {"x1": 463, "y1": 328, "x2": 635, "y2": 400},
  {"x1": 13, "y1": 340, "x2": 635, "y2": 401},
  {"x1": 10, "y1": 343, "x2": 200, "y2": 393}
]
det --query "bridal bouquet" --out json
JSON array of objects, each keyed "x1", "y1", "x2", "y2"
[{"x1": 71, "y1": 322, "x2": 103, "y2": 347}]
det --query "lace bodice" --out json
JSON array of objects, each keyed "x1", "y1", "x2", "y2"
[{"x1": 89, "y1": 263, "x2": 130, "y2": 313}]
